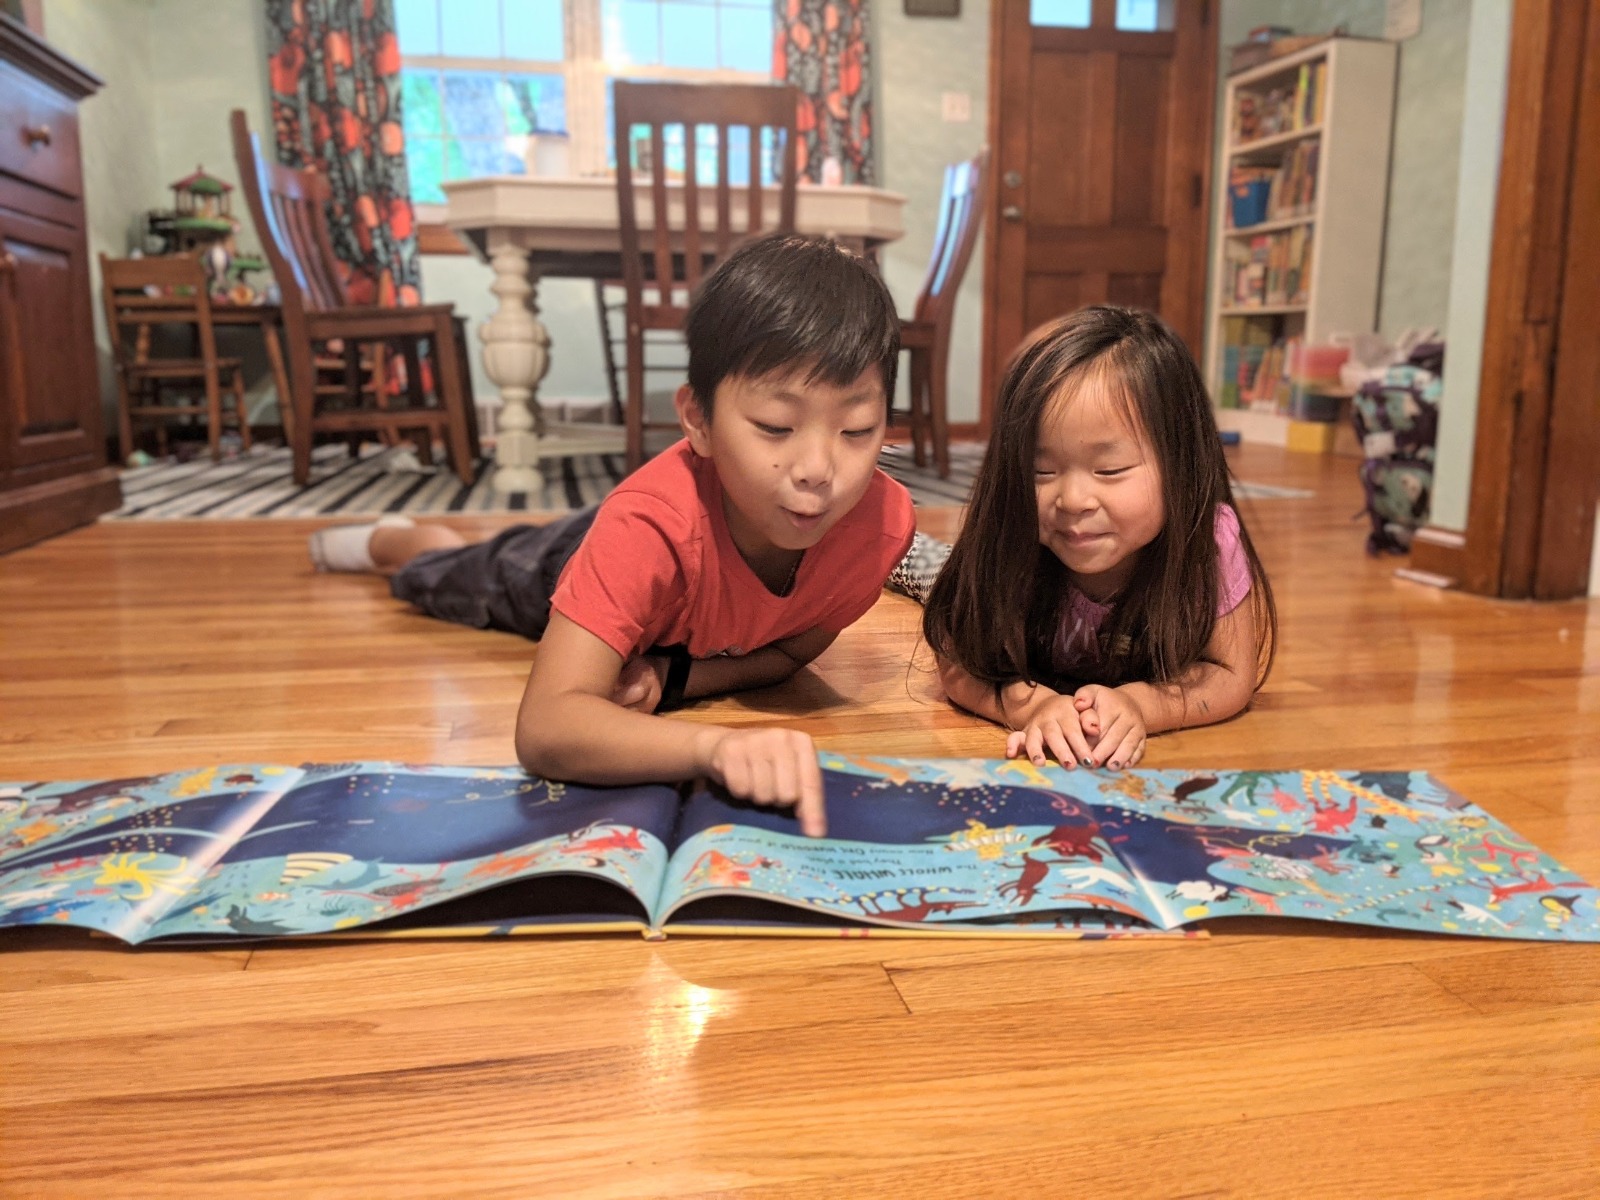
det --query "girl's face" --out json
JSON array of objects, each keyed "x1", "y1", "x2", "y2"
[{"x1": 1033, "y1": 371, "x2": 1165, "y2": 600}]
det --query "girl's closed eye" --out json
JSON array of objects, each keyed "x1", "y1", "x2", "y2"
[
  {"x1": 842, "y1": 425, "x2": 878, "y2": 439},
  {"x1": 753, "y1": 421, "x2": 792, "y2": 436}
]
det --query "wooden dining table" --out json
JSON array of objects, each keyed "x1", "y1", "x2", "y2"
[{"x1": 443, "y1": 176, "x2": 907, "y2": 495}]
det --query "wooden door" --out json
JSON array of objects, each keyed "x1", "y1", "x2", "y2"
[{"x1": 981, "y1": 0, "x2": 1216, "y2": 424}]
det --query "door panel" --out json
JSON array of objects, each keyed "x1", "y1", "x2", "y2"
[
  {"x1": 0, "y1": 207, "x2": 100, "y2": 474},
  {"x1": 983, "y1": 0, "x2": 1215, "y2": 426}
]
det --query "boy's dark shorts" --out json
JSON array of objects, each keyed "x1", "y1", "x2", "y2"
[{"x1": 389, "y1": 506, "x2": 598, "y2": 640}]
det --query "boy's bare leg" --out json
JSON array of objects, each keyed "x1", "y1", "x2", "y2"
[{"x1": 368, "y1": 524, "x2": 466, "y2": 576}]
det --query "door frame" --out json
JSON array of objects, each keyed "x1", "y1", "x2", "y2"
[
  {"x1": 978, "y1": 0, "x2": 1216, "y2": 434},
  {"x1": 1408, "y1": 0, "x2": 1600, "y2": 599}
]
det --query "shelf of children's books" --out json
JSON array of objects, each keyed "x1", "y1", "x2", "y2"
[
  {"x1": 1219, "y1": 303, "x2": 1308, "y2": 317},
  {"x1": 1230, "y1": 125, "x2": 1322, "y2": 159},
  {"x1": 1225, "y1": 215, "x2": 1315, "y2": 237}
]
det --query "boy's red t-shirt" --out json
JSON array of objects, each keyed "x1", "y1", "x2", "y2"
[{"x1": 551, "y1": 439, "x2": 916, "y2": 660}]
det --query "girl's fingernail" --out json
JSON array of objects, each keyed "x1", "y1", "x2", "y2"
[
  {"x1": 1033, "y1": 756, "x2": 1044, "y2": 766},
  {"x1": 1110, "y1": 761, "x2": 1122, "y2": 770},
  {"x1": 1081, "y1": 758, "x2": 1093, "y2": 767}
]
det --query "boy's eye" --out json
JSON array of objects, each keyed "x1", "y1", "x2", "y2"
[{"x1": 753, "y1": 422, "x2": 792, "y2": 436}]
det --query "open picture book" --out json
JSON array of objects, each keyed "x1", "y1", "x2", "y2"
[{"x1": 2, "y1": 755, "x2": 1596, "y2": 944}]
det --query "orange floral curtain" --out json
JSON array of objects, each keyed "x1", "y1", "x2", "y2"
[
  {"x1": 773, "y1": 0, "x2": 875, "y2": 185},
  {"x1": 266, "y1": 0, "x2": 421, "y2": 306}
]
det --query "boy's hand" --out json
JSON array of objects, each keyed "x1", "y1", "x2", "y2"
[
  {"x1": 696, "y1": 727, "x2": 826, "y2": 837},
  {"x1": 1073, "y1": 685, "x2": 1148, "y2": 769},
  {"x1": 1004, "y1": 694, "x2": 1095, "y2": 769},
  {"x1": 610, "y1": 655, "x2": 667, "y2": 713}
]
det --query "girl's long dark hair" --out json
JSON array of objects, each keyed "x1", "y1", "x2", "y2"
[{"x1": 923, "y1": 306, "x2": 1276, "y2": 698}]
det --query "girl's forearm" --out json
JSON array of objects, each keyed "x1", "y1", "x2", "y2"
[
  {"x1": 1120, "y1": 665, "x2": 1253, "y2": 735},
  {"x1": 939, "y1": 661, "x2": 1061, "y2": 729}
]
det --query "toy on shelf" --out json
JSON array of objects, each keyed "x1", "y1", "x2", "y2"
[{"x1": 141, "y1": 166, "x2": 266, "y2": 304}]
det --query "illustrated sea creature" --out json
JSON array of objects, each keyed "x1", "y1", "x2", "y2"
[
  {"x1": 1540, "y1": 895, "x2": 1579, "y2": 926},
  {"x1": 172, "y1": 766, "x2": 220, "y2": 799},
  {"x1": 1446, "y1": 898, "x2": 1509, "y2": 929},
  {"x1": 223, "y1": 905, "x2": 299, "y2": 936},
  {"x1": 1169, "y1": 879, "x2": 1229, "y2": 903},
  {"x1": 1215, "y1": 771, "x2": 1275, "y2": 808},
  {"x1": 279, "y1": 852, "x2": 353, "y2": 886},
  {"x1": 1471, "y1": 832, "x2": 1540, "y2": 873},
  {"x1": 849, "y1": 886, "x2": 977, "y2": 923},
  {"x1": 1031, "y1": 821, "x2": 1104, "y2": 863},
  {"x1": 559, "y1": 824, "x2": 647, "y2": 867},
  {"x1": 997, "y1": 854, "x2": 1052, "y2": 906},
  {"x1": 1309, "y1": 794, "x2": 1359, "y2": 835},
  {"x1": 943, "y1": 819, "x2": 1030, "y2": 861},
  {"x1": 1173, "y1": 776, "x2": 1219, "y2": 804},
  {"x1": 1483, "y1": 872, "x2": 1556, "y2": 907},
  {"x1": 1054, "y1": 865, "x2": 1138, "y2": 894},
  {"x1": 685, "y1": 850, "x2": 775, "y2": 889},
  {"x1": 0, "y1": 882, "x2": 67, "y2": 908},
  {"x1": 95, "y1": 853, "x2": 199, "y2": 901}
]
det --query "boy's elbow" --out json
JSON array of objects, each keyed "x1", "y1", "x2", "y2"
[{"x1": 515, "y1": 716, "x2": 569, "y2": 780}]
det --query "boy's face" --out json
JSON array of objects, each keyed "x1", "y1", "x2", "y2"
[{"x1": 676, "y1": 365, "x2": 888, "y2": 559}]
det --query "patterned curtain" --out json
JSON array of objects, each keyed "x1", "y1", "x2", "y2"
[
  {"x1": 773, "y1": 0, "x2": 875, "y2": 185},
  {"x1": 266, "y1": 0, "x2": 421, "y2": 307}
]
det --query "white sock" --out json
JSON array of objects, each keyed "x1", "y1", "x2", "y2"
[{"x1": 308, "y1": 515, "x2": 415, "y2": 573}]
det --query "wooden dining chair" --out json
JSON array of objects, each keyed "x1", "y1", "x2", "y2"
[
  {"x1": 229, "y1": 110, "x2": 476, "y2": 488},
  {"x1": 613, "y1": 81, "x2": 801, "y2": 471},
  {"x1": 100, "y1": 254, "x2": 252, "y2": 464},
  {"x1": 901, "y1": 147, "x2": 989, "y2": 479}
]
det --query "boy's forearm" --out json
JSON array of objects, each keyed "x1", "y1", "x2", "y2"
[
  {"x1": 516, "y1": 691, "x2": 725, "y2": 785},
  {"x1": 683, "y1": 645, "x2": 805, "y2": 700},
  {"x1": 1120, "y1": 666, "x2": 1252, "y2": 735}
]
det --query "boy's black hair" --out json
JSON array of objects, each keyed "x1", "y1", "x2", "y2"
[{"x1": 684, "y1": 233, "x2": 900, "y2": 413}]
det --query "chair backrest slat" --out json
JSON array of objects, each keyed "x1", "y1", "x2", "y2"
[
  {"x1": 913, "y1": 148, "x2": 990, "y2": 327},
  {"x1": 613, "y1": 81, "x2": 801, "y2": 317},
  {"x1": 99, "y1": 254, "x2": 219, "y2": 371},
  {"x1": 231, "y1": 109, "x2": 351, "y2": 326}
]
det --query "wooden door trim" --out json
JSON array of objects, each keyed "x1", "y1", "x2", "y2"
[{"x1": 1432, "y1": 0, "x2": 1599, "y2": 599}]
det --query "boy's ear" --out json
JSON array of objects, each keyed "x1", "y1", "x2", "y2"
[{"x1": 675, "y1": 384, "x2": 713, "y2": 456}]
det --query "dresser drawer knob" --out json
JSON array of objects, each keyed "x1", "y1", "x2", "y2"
[{"x1": 23, "y1": 125, "x2": 52, "y2": 147}]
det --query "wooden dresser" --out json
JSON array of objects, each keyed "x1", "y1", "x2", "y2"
[{"x1": 0, "y1": 16, "x2": 118, "y2": 556}]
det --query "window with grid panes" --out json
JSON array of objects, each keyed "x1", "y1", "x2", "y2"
[{"x1": 396, "y1": 0, "x2": 774, "y2": 209}]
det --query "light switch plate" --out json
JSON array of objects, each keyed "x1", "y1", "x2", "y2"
[{"x1": 940, "y1": 91, "x2": 971, "y2": 123}]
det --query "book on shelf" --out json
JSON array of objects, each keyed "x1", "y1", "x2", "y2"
[
  {"x1": 1223, "y1": 226, "x2": 1313, "y2": 307},
  {"x1": 2, "y1": 757, "x2": 1597, "y2": 944},
  {"x1": 1226, "y1": 143, "x2": 1318, "y2": 229},
  {"x1": 1232, "y1": 58, "x2": 1327, "y2": 144}
]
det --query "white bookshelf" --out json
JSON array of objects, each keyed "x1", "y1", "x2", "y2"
[{"x1": 1205, "y1": 38, "x2": 1397, "y2": 445}]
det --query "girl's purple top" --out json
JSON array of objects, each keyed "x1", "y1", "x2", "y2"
[{"x1": 1052, "y1": 503, "x2": 1253, "y2": 677}]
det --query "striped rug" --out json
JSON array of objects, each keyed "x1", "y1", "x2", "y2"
[{"x1": 106, "y1": 441, "x2": 1309, "y2": 521}]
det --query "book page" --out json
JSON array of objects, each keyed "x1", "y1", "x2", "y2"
[
  {"x1": 0, "y1": 764, "x2": 303, "y2": 943},
  {"x1": 145, "y1": 764, "x2": 680, "y2": 942},
  {"x1": 654, "y1": 756, "x2": 1164, "y2": 930},
  {"x1": 1074, "y1": 769, "x2": 1600, "y2": 941}
]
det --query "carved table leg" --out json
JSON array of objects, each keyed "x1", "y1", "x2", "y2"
[{"x1": 480, "y1": 237, "x2": 550, "y2": 495}]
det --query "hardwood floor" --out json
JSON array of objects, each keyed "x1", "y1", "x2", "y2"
[{"x1": 2, "y1": 443, "x2": 1597, "y2": 1197}]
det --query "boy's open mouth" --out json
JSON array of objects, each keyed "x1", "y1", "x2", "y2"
[{"x1": 782, "y1": 507, "x2": 828, "y2": 532}]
